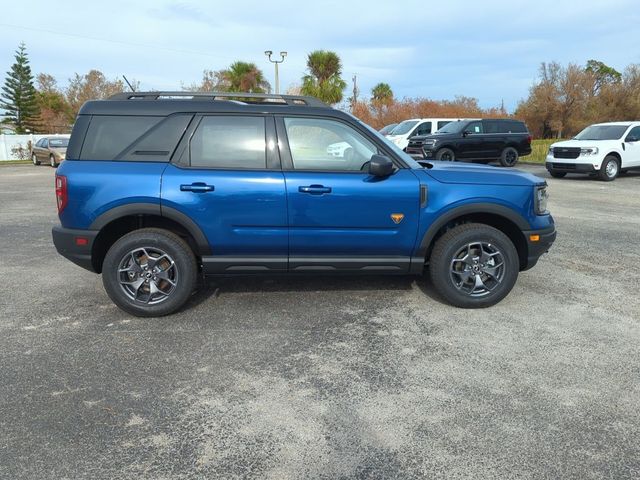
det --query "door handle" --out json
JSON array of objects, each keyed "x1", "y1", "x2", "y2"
[
  {"x1": 180, "y1": 182, "x2": 214, "y2": 193},
  {"x1": 299, "y1": 185, "x2": 332, "y2": 194}
]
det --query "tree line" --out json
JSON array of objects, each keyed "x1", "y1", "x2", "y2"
[{"x1": 2, "y1": 42, "x2": 638, "y2": 138}]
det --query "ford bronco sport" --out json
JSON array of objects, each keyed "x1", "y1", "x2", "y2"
[{"x1": 52, "y1": 92, "x2": 555, "y2": 317}]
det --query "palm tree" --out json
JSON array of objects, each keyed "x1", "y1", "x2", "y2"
[
  {"x1": 371, "y1": 82, "x2": 393, "y2": 105},
  {"x1": 301, "y1": 50, "x2": 347, "y2": 104},
  {"x1": 220, "y1": 61, "x2": 270, "y2": 93}
]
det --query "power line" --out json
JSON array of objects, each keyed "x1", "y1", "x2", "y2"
[{"x1": 0, "y1": 23, "x2": 232, "y2": 60}]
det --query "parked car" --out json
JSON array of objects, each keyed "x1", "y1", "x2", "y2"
[
  {"x1": 406, "y1": 119, "x2": 532, "y2": 167},
  {"x1": 31, "y1": 136, "x2": 69, "y2": 167},
  {"x1": 386, "y1": 118, "x2": 455, "y2": 151},
  {"x1": 546, "y1": 122, "x2": 640, "y2": 181},
  {"x1": 379, "y1": 123, "x2": 398, "y2": 136},
  {"x1": 52, "y1": 92, "x2": 555, "y2": 317}
]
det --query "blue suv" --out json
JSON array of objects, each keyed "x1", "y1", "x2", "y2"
[{"x1": 52, "y1": 92, "x2": 555, "y2": 317}]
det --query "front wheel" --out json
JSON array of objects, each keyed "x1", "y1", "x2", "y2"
[
  {"x1": 435, "y1": 148, "x2": 455, "y2": 161},
  {"x1": 49, "y1": 155, "x2": 58, "y2": 168},
  {"x1": 499, "y1": 147, "x2": 519, "y2": 167},
  {"x1": 32, "y1": 154, "x2": 40, "y2": 165},
  {"x1": 102, "y1": 228, "x2": 198, "y2": 317},
  {"x1": 598, "y1": 155, "x2": 619, "y2": 181},
  {"x1": 429, "y1": 223, "x2": 519, "y2": 308}
]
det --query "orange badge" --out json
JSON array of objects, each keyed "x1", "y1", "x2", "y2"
[{"x1": 390, "y1": 213, "x2": 404, "y2": 224}]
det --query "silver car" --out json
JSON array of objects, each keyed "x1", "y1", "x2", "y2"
[{"x1": 31, "y1": 137, "x2": 69, "y2": 167}]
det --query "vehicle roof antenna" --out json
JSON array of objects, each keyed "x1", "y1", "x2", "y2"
[{"x1": 122, "y1": 75, "x2": 136, "y2": 93}]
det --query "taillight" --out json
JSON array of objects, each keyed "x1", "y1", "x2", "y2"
[
  {"x1": 55, "y1": 174, "x2": 68, "y2": 213},
  {"x1": 527, "y1": 135, "x2": 532, "y2": 144}
]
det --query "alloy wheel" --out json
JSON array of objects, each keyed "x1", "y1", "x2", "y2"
[
  {"x1": 117, "y1": 247, "x2": 178, "y2": 304},
  {"x1": 449, "y1": 241, "x2": 505, "y2": 297}
]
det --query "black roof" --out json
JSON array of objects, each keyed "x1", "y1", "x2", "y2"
[{"x1": 79, "y1": 91, "x2": 335, "y2": 116}]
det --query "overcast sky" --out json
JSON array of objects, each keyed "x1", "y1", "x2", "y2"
[{"x1": 2, "y1": 0, "x2": 639, "y2": 111}]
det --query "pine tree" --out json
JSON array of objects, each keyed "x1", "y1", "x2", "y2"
[{"x1": 1, "y1": 43, "x2": 39, "y2": 133}]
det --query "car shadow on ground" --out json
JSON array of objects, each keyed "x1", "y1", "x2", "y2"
[{"x1": 182, "y1": 274, "x2": 448, "y2": 310}]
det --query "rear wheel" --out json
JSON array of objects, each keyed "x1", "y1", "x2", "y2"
[
  {"x1": 32, "y1": 154, "x2": 40, "y2": 166},
  {"x1": 102, "y1": 228, "x2": 198, "y2": 317},
  {"x1": 429, "y1": 223, "x2": 519, "y2": 308},
  {"x1": 549, "y1": 170, "x2": 566, "y2": 178},
  {"x1": 435, "y1": 148, "x2": 455, "y2": 161},
  {"x1": 499, "y1": 147, "x2": 519, "y2": 167},
  {"x1": 598, "y1": 155, "x2": 619, "y2": 181}
]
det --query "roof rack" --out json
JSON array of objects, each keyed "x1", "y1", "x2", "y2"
[{"x1": 108, "y1": 91, "x2": 327, "y2": 107}]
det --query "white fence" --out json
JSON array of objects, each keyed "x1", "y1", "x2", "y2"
[{"x1": 0, "y1": 134, "x2": 70, "y2": 161}]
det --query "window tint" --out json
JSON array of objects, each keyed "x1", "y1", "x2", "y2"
[
  {"x1": 465, "y1": 121, "x2": 483, "y2": 134},
  {"x1": 42, "y1": 138, "x2": 49, "y2": 147},
  {"x1": 484, "y1": 120, "x2": 500, "y2": 134},
  {"x1": 189, "y1": 116, "x2": 266, "y2": 169},
  {"x1": 503, "y1": 121, "x2": 527, "y2": 133},
  {"x1": 414, "y1": 122, "x2": 432, "y2": 136},
  {"x1": 35, "y1": 139, "x2": 43, "y2": 147},
  {"x1": 119, "y1": 114, "x2": 192, "y2": 161},
  {"x1": 81, "y1": 116, "x2": 161, "y2": 160},
  {"x1": 626, "y1": 126, "x2": 640, "y2": 141},
  {"x1": 437, "y1": 121, "x2": 451, "y2": 130},
  {"x1": 284, "y1": 117, "x2": 377, "y2": 171}
]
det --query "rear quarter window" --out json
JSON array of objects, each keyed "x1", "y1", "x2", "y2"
[
  {"x1": 80, "y1": 116, "x2": 162, "y2": 160},
  {"x1": 503, "y1": 121, "x2": 528, "y2": 133}
]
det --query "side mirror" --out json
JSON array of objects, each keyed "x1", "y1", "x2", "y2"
[
  {"x1": 462, "y1": 130, "x2": 472, "y2": 137},
  {"x1": 369, "y1": 154, "x2": 394, "y2": 177}
]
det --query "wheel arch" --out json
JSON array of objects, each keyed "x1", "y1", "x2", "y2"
[
  {"x1": 416, "y1": 204, "x2": 530, "y2": 271},
  {"x1": 89, "y1": 203, "x2": 210, "y2": 273}
]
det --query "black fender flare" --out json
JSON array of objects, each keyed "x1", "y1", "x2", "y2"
[
  {"x1": 89, "y1": 202, "x2": 211, "y2": 255},
  {"x1": 415, "y1": 202, "x2": 530, "y2": 260}
]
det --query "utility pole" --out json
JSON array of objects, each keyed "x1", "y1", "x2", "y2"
[
  {"x1": 351, "y1": 74, "x2": 359, "y2": 111},
  {"x1": 264, "y1": 51, "x2": 287, "y2": 94}
]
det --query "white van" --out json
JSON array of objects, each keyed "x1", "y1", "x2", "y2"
[{"x1": 386, "y1": 118, "x2": 456, "y2": 151}]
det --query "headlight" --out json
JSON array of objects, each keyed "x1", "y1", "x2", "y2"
[
  {"x1": 423, "y1": 139, "x2": 437, "y2": 146},
  {"x1": 534, "y1": 185, "x2": 549, "y2": 215},
  {"x1": 548, "y1": 146, "x2": 554, "y2": 155},
  {"x1": 580, "y1": 147, "x2": 598, "y2": 156}
]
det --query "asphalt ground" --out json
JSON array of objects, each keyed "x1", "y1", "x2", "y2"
[{"x1": 1, "y1": 163, "x2": 639, "y2": 479}]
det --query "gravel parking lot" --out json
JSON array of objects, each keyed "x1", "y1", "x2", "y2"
[{"x1": 1, "y1": 163, "x2": 639, "y2": 479}]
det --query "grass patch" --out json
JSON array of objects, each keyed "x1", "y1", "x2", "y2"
[
  {"x1": 0, "y1": 159, "x2": 31, "y2": 165},
  {"x1": 525, "y1": 139, "x2": 563, "y2": 164}
]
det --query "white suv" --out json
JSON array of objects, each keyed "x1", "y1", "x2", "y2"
[
  {"x1": 386, "y1": 118, "x2": 456, "y2": 151},
  {"x1": 546, "y1": 122, "x2": 640, "y2": 181}
]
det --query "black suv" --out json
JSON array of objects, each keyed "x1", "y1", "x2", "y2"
[{"x1": 406, "y1": 119, "x2": 532, "y2": 167}]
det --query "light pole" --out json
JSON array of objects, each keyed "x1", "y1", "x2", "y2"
[{"x1": 264, "y1": 50, "x2": 287, "y2": 94}]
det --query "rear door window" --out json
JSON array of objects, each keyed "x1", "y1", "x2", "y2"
[{"x1": 189, "y1": 116, "x2": 266, "y2": 169}]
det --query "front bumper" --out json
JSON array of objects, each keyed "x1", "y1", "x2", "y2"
[
  {"x1": 522, "y1": 226, "x2": 556, "y2": 270},
  {"x1": 546, "y1": 161, "x2": 597, "y2": 173},
  {"x1": 52, "y1": 226, "x2": 99, "y2": 272}
]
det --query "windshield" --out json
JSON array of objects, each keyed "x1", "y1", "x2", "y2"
[
  {"x1": 48, "y1": 138, "x2": 69, "y2": 147},
  {"x1": 349, "y1": 114, "x2": 422, "y2": 169},
  {"x1": 390, "y1": 120, "x2": 418, "y2": 136},
  {"x1": 435, "y1": 120, "x2": 467, "y2": 134},
  {"x1": 574, "y1": 125, "x2": 629, "y2": 141},
  {"x1": 379, "y1": 123, "x2": 397, "y2": 135}
]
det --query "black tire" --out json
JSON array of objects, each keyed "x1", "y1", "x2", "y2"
[
  {"x1": 49, "y1": 154, "x2": 58, "y2": 168},
  {"x1": 549, "y1": 170, "x2": 566, "y2": 178},
  {"x1": 598, "y1": 155, "x2": 619, "y2": 181},
  {"x1": 429, "y1": 223, "x2": 519, "y2": 308},
  {"x1": 435, "y1": 148, "x2": 455, "y2": 161},
  {"x1": 32, "y1": 154, "x2": 40, "y2": 166},
  {"x1": 499, "y1": 146, "x2": 519, "y2": 167},
  {"x1": 102, "y1": 228, "x2": 198, "y2": 317}
]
